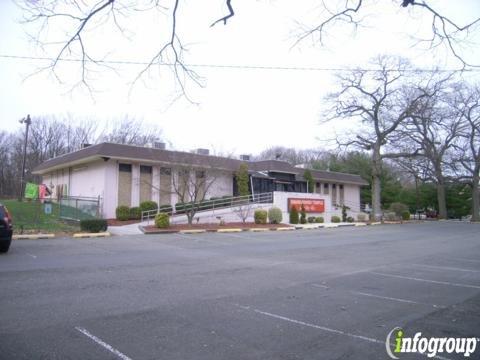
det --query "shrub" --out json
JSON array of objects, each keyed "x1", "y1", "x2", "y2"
[
  {"x1": 389, "y1": 202, "x2": 409, "y2": 217},
  {"x1": 401, "y1": 210, "x2": 411, "y2": 221},
  {"x1": 129, "y1": 206, "x2": 141, "y2": 220},
  {"x1": 315, "y1": 216, "x2": 324, "y2": 223},
  {"x1": 290, "y1": 205, "x2": 299, "y2": 224},
  {"x1": 140, "y1": 200, "x2": 158, "y2": 213},
  {"x1": 300, "y1": 204, "x2": 307, "y2": 224},
  {"x1": 307, "y1": 216, "x2": 316, "y2": 223},
  {"x1": 254, "y1": 209, "x2": 268, "y2": 224},
  {"x1": 155, "y1": 212, "x2": 170, "y2": 228},
  {"x1": 357, "y1": 213, "x2": 367, "y2": 222},
  {"x1": 346, "y1": 216, "x2": 355, "y2": 223},
  {"x1": 80, "y1": 219, "x2": 107, "y2": 233},
  {"x1": 268, "y1": 207, "x2": 283, "y2": 224},
  {"x1": 341, "y1": 205, "x2": 351, "y2": 222},
  {"x1": 116, "y1": 205, "x2": 130, "y2": 221},
  {"x1": 384, "y1": 212, "x2": 397, "y2": 221},
  {"x1": 331, "y1": 215, "x2": 341, "y2": 223},
  {"x1": 159, "y1": 205, "x2": 173, "y2": 214}
]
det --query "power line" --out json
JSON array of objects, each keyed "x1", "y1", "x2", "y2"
[{"x1": 0, "y1": 53, "x2": 477, "y2": 73}]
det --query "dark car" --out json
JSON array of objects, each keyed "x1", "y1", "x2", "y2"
[{"x1": 0, "y1": 203, "x2": 13, "y2": 253}]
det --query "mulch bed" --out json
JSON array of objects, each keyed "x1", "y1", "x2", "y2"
[
  {"x1": 107, "y1": 219, "x2": 141, "y2": 226},
  {"x1": 142, "y1": 222, "x2": 291, "y2": 233}
]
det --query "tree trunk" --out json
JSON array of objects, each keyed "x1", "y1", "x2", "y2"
[
  {"x1": 436, "y1": 180, "x2": 447, "y2": 219},
  {"x1": 187, "y1": 212, "x2": 194, "y2": 225},
  {"x1": 472, "y1": 173, "x2": 480, "y2": 222},
  {"x1": 371, "y1": 149, "x2": 382, "y2": 221}
]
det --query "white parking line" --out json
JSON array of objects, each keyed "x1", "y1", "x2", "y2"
[
  {"x1": 237, "y1": 305, "x2": 453, "y2": 360},
  {"x1": 409, "y1": 263, "x2": 480, "y2": 273},
  {"x1": 26, "y1": 253, "x2": 37, "y2": 259},
  {"x1": 447, "y1": 257, "x2": 480, "y2": 264},
  {"x1": 75, "y1": 327, "x2": 132, "y2": 360},
  {"x1": 248, "y1": 307, "x2": 383, "y2": 344},
  {"x1": 351, "y1": 291, "x2": 445, "y2": 308},
  {"x1": 370, "y1": 272, "x2": 480, "y2": 289}
]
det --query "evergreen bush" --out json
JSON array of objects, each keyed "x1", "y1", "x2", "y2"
[
  {"x1": 254, "y1": 209, "x2": 268, "y2": 224},
  {"x1": 315, "y1": 216, "x2": 324, "y2": 223},
  {"x1": 140, "y1": 200, "x2": 158, "y2": 213},
  {"x1": 331, "y1": 215, "x2": 341, "y2": 223},
  {"x1": 289, "y1": 205, "x2": 299, "y2": 224},
  {"x1": 80, "y1": 219, "x2": 108, "y2": 233},
  {"x1": 116, "y1": 206, "x2": 130, "y2": 221},
  {"x1": 300, "y1": 204, "x2": 307, "y2": 224},
  {"x1": 129, "y1": 207, "x2": 141, "y2": 220},
  {"x1": 268, "y1": 207, "x2": 283, "y2": 224},
  {"x1": 155, "y1": 212, "x2": 170, "y2": 228}
]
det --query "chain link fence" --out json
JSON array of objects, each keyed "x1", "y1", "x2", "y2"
[{"x1": 59, "y1": 196, "x2": 101, "y2": 221}]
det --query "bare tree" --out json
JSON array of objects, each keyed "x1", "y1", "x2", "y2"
[
  {"x1": 99, "y1": 116, "x2": 163, "y2": 145},
  {"x1": 401, "y1": 79, "x2": 466, "y2": 219},
  {"x1": 295, "y1": 1, "x2": 480, "y2": 69},
  {"x1": 451, "y1": 84, "x2": 480, "y2": 221},
  {"x1": 327, "y1": 56, "x2": 440, "y2": 220},
  {"x1": 171, "y1": 166, "x2": 221, "y2": 225},
  {"x1": 17, "y1": 1, "x2": 479, "y2": 100}
]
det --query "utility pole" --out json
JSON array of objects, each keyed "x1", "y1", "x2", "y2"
[{"x1": 19, "y1": 114, "x2": 32, "y2": 201}]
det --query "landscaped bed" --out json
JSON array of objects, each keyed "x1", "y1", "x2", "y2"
[{"x1": 142, "y1": 222, "x2": 292, "y2": 234}]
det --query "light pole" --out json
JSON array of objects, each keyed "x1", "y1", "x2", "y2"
[{"x1": 19, "y1": 114, "x2": 32, "y2": 201}]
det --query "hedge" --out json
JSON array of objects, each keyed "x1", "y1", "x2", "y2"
[
  {"x1": 307, "y1": 216, "x2": 316, "y2": 223},
  {"x1": 80, "y1": 219, "x2": 108, "y2": 233},
  {"x1": 346, "y1": 216, "x2": 355, "y2": 223},
  {"x1": 289, "y1": 205, "x2": 299, "y2": 224},
  {"x1": 254, "y1": 209, "x2": 268, "y2": 224},
  {"x1": 129, "y1": 207, "x2": 141, "y2": 220},
  {"x1": 116, "y1": 205, "x2": 130, "y2": 221},
  {"x1": 315, "y1": 216, "x2": 324, "y2": 223},
  {"x1": 300, "y1": 204, "x2": 307, "y2": 224},
  {"x1": 268, "y1": 207, "x2": 283, "y2": 224},
  {"x1": 140, "y1": 201, "x2": 158, "y2": 213},
  {"x1": 155, "y1": 212, "x2": 170, "y2": 228},
  {"x1": 401, "y1": 211, "x2": 411, "y2": 221},
  {"x1": 331, "y1": 215, "x2": 341, "y2": 223}
]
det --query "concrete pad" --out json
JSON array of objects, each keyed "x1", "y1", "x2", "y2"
[
  {"x1": 13, "y1": 234, "x2": 55, "y2": 240},
  {"x1": 73, "y1": 232, "x2": 111, "y2": 238},
  {"x1": 216, "y1": 228, "x2": 243, "y2": 233},
  {"x1": 179, "y1": 229, "x2": 207, "y2": 234}
]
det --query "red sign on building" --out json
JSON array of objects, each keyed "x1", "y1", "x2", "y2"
[{"x1": 288, "y1": 198, "x2": 325, "y2": 213}]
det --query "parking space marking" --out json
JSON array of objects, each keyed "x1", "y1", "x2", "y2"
[
  {"x1": 409, "y1": 263, "x2": 480, "y2": 273},
  {"x1": 448, "y1": 257, "x2": 480, "y2": 264},
  {"x1": 239, "y1": 306, "x2": 383, "y2": 344},
  {"x1": 351, "y1": 291, "x2": 445, "y2": 308},
  {"x1": 75, "y1": 327, "x2": 133, "y2": 360},
  {"x1": 370, "y1": 272, "x2": 480, "y2": 289},
  {"x1": 238, "y1": 306, "x2": 453, "y2": 360}
]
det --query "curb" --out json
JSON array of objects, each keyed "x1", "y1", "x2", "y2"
[
  {"x1": 338, "y1": 223, "x2": 355, "y2": 227},
  {"x1": 324, "y1": 224, "x2": 339, "y2": 228},
  {"x1": 179, "y1": 229, "x2": 207, "y2": 234},
  {"x1": 250, "y1": 228, "x2": 270, "y2": 232},
  {"x1": 13, "y1": 234, "x2": 55, "y2": 240},
  {"x1": 355, "y1": 223, "x2": 367, "y2": 227},
  {"x1": 217, "y1": 228, "x2": 243, "y2": 233},
  {"x1": 276, "y1": 227, "x2": 295, "y2": 231},
  {"x1": 73, "y1": 232, "x2": 111, "y2": 238},
  {"x1": 369, "y1": 222, "x2": 382, "y2": 226}
]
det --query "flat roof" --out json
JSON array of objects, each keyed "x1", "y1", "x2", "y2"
[{"x1": 33, "y1": 142, "x2": 369, "y2": 186}]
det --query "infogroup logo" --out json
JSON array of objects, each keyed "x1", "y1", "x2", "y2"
[{"x1": 386, "y1": 327, "x2": 479, "y2": 359}]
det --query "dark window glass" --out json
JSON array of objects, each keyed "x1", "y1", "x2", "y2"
[
  {"x1": 119, "y1": 163, "x2": 132, "y2": 172},
  {"x1": 140, "y1": 165, "x2": 152, "y2": 174},
  {"x1": 160, "y1": 167, "x2": 171, "y2": 175}
]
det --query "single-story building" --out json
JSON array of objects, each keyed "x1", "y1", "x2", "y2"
[{"x1": 32, "y1": 142, "x2": 368, "y2": 220}]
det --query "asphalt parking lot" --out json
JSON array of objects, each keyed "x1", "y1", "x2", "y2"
[{"x1": 1, "y1": 222, "x2": 479, "y2": 360}]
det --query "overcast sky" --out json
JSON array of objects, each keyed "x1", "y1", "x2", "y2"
[{"x1": 1, "y1": 0, "x2": 479, "y2": 155}]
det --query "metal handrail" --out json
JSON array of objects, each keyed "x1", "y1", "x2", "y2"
[{"x1": 141, "y1": 192, "x2": 274, "y2": 222}]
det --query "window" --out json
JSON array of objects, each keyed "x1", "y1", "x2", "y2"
[
  {"x1": 339, "y1": 184, "x2": 344, "y2": 205},
  {"x1": 119, "y1": 163, "x2": 132, "y2": 172},
  {"x1": 160, "y1": 167, "x2": 171, "y2": 175},
  {"x1": 331, "y1": 184, "x2": 337, "y2": 205},
  {"x1": 323, "y1": 183, "x2": 329, "y2": 195},
  {"x1": 316, "y1": 182, "x2": 321, "y2": 194},
  {"x1": 140, "y1": 165, "x2": 152, "y2": 174}
]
